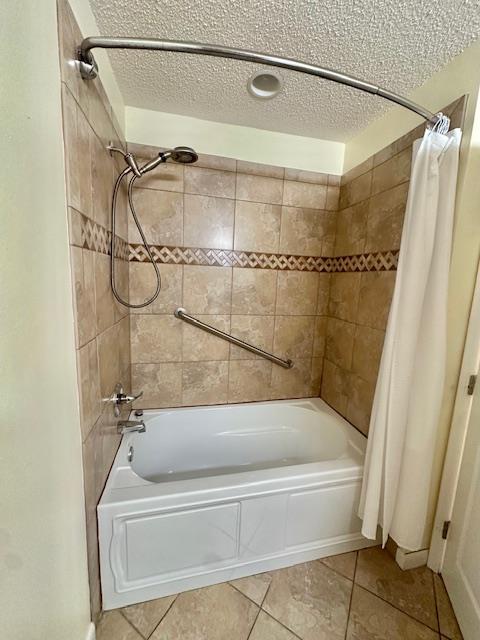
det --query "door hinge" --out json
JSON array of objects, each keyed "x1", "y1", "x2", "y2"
[
  {"x1": 467, "y1": 374, "x2": 477, "y2": 395},
  {"x1": 442, "y1": 520, "x2": 451, "y2": 540}
]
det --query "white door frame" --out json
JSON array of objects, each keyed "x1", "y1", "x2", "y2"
[{"x1": 428, "y1": 257, "x2": 480, "y2": 571}]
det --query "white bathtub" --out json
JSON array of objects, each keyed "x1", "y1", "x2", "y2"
[{"x1": 98, "y1": 398, "x2": 378, "y2": 609}]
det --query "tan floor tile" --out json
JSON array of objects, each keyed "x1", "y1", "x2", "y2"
[
  {"x1": 319, "y1": 551, "x2": 357, "y2": 580},
  {"x1": 263, "y1": 561, "x2": 352, "y2": 640},
  {"x1": 230, "y1": 572, "x2": 272, "y2": 605},
  {"x1": 346, "y1": 585, "x2": 439, "y2": 640},
  {"x1": 433, "y1": 574, "x2": 463, "y2": 639},
  {"x1": 151, "y1": 583, "x2": 258, "y2": 640},
  {"x1": 249, "y1": 611, "x2": 299, "y2": 640},
  {"x1": 121, "y1": 595, "x2": 177, "y2": 638},
  {"x1": 355, "y1": 547, "x2": 438, "y2": 630},
  {"x1": 97, "y1": 610, "x2": 142, "y2": 640}
]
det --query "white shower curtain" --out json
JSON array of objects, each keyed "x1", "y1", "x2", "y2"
[{"x1": 359, "y1": 121, "x2": 462, "y2": 551}]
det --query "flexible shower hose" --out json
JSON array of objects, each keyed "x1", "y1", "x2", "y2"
[{"x1": 110, "y1": 168, "x2": 161, "y2": 308}]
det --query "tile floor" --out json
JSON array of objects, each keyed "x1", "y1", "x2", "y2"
[{"x1": 97, "y1": 547, "x2": 463, "y2": 640}]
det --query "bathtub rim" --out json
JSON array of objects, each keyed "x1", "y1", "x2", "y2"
[{"x1": 100, "y1": 398, "x2": 367, "y2": 508}]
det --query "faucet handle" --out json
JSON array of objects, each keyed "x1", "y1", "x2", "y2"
[
  {"x1": 121, "y1": 390, "x2": 143, "y2": 403},
  {"x1": 104, "y1": 383, "x2": 143, "y2": 417}
]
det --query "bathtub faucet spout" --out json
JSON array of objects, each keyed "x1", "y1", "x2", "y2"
[{"x1": 117, "y1": 420, "x2": 146, "y2": 435}]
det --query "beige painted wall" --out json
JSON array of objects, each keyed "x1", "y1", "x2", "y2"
[
  {"x1": 0, "y1": 2, "x2": 91, "y2": 639},
  {"x1": 126, "y1": 107, "x2": 345, "y2": 174},
  {"x1": 345, "y1": 40, "x2": 480, "y2": 548}
]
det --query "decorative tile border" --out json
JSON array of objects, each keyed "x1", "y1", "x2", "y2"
[
  {"x1": 76, "y1": 213, "x2": 398, "y2": 272},
  {"x1": 130, "y1": 243, "x2": 399, "y2": 273},
  {"x1": 75, "y1": 212, "x2": 129, "y2": 260}
]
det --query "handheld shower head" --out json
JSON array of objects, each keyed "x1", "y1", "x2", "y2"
[
  {"x1": 139, "y1": 146, "x2": 198, "y2": 174},
  {"x1": 170, "y1": 146, "x2": 199, "y2": 164}
]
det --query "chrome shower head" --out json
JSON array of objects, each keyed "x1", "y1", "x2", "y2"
[
  {"x1": 169, "y1": 146, "x2": 198, "y2": 164},
  {"x1": 138, "y1": 146, "x2": 198, "y2": 175}
]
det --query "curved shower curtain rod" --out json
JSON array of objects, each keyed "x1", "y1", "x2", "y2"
[{"x1": 78, "y1": 37, "x2": 440, "y2": 125}]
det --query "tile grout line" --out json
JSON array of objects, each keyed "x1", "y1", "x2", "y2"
[
  {"x1": 260, "y1": 581, "x2": 304, "y2": 640},
  {"x1": 353, "y1": 581, "x2": 441, "y2": 634},
  {"x1": 145, "y1": 594, "x2": 179, "y2": 639},
  {"x1": 257, "y1": 580, "x2": 305, "y2": 640},
  {"x1": 226, "y1": 165, "x2": 239, "y2": 403},
  {"x1": 338, "y1": 175, "x2": 410, "y2": 211},
  {"x1": 270, "y1": 175, "x2": 287, "y2": 397},
  {"x1": 431, "y1": 570, "x2": 442, "y2": 638},
  {"x1": 244, "y1": 581, "x2": 270, "y2": 640},
  {"x1": 344, "y1": 551, "x2": 359, "y2": 639},
  {"x1": 118, "y1": 607, "x2": 148, "y2": 639}
]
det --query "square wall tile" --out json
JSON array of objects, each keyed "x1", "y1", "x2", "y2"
[
  {"x1": 283, "y1": 180, "x2": 327, "y2": 208},
  {"x1": 77, "y1": 338, "x2": 101, "y2": 441},
  {"x1": 270, "y1": 359, "x2": 312, "y2": 399},
  {"x1": 284, "y1": 168, "x2": 329, "y2": 185},
  {"x1": 279, "y1": 207, "x2": 325, "y2": 257},
  {"x1": 365, "y1": 183, "x2": 408, "y2": 252},
  {"x1": 372, "y1": 147, "x2": 412, "y2": 195},
  {"x1": 183, "y1": 266, "x2": 232, "y2": 314},
  {"x1": 334, "y1": 201, "x2": 368, "y2": 257},
  {"x1": 234, "y1": 201, "x2": 281, "y2": 253},
  {"x1": 341, "y1": 156, "x2": 373, "y2": 186},
  {"x1": 236, "y1": 173, "x2": 283, "y2": 205},
  {"x1": 229, "y1": 315, "x2": 275, "y2": 360},
  {"x1": 326, "y1": 185, "x2": 340, "y2": 211},
  {"x1": 328, "y1": 273, "x2": 361, "y2": 323},
  {"x1": 184, "y1": 194, "x2": 234, "y2": 249},
  {"x1": 313, "y1": 316, "x2": 327, "y2": 357},
  {"x1": 232, "y1": 269, "x2": 278, "y2": 315},
  {"x1": 228, "y1": 360, "x2": 272, "y2": 403},
  {"x1": 97, "y1": 323, "x2": 121, "y2": 398},
  {"x1": 112, "y1": 258, "x2": 130, "y2": 323},
  {"x1": 357, "y1": 272, "x2": 396, "y2": 330},
  {"x1": 128, "y1": 188, "x2": 183, "y2": 246},
  {"x1": 131, "y1": 315, "x2": 182, "y2": 363},
  {"x1": 185, "y1": 166, "x2": 236, "y2": 198},
  {"x1": 132, "y1": 363, "x2": 183, "y2": 409},
  {"x1": 273, "y1": 316, "x2": 315, "y2": 359},
  {"x1": 339, "y1": 171, "x2": 372, "y2": 209},
  {"x1": 325, "y1": 317, "x2": 355, "y2": 370},
  {"x1": 70, "y1": 247, "x2": 96, "y2": 348},
  {"x1": 91, "y1": 133, "x2": 113, "y2": 230},
  {"x1": 182, "y1": 361, "x2": 229, "y2": 405},
  {"x1": 345, "y1": 375, "x2": 375, "y2": 436},
  {"x1": 136, "y1": 161, "x2": 184, "y2": 192},
  {"x1": 317, "y1": 274, "x2": 331, "y2": 315},
  {"x1": 321, "y1": 359, "x2": 350, "y2": 415},
  {"x1": 276, "y1": 271, "x2": 318, "y2": 315},
  {"x1": 61, "y1": 84, "x2": 92, "y2": 217},
  {"x1": 182, "y1": 315, "x2": 231, "y2": 361},
  {"x1": 352, "y1": 325, "x2": 385, "y2": 383},
  {"x1": 237, "y1": 160, "x2": 284, "y2": 179},
  {"x1": 195, "y1": 153, "x2": 236, "y2": 172},
  {"x1": 129, "y1": 263, "x2": 183, "y2": 314},
  {"x1": 94, "y1": 252, "x2": 116, "y2": 335}
]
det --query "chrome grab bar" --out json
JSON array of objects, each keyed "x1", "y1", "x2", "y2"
[{"x1": 174, "y1": 308, "x2": 293, "y2": 369}]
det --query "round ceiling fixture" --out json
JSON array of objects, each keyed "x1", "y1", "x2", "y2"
[{"x1": 247, "y1": 72, "x2": 283, "y2": 100}]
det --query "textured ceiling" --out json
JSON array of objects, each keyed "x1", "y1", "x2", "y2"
[{"x1": 89, "y1": 0, "x2": 480, "y2": 141}]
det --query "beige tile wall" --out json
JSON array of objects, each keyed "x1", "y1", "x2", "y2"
[
  {"x1": 127, "y1": 144, "x2": 339, "y2": 409},
  {"x1": 57, "y1": 0, "x2": 131, "y2": 620},
  {"x1": 57, "y1": 0, "x2": 467, "y2": 616},
  {"x1": 321, "y1": 96, "x2": 467, "y2": 435}
]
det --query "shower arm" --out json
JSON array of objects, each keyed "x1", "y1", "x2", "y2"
[{"x1": 78, "y1": 37, "x2": 440, "y2": 126}]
